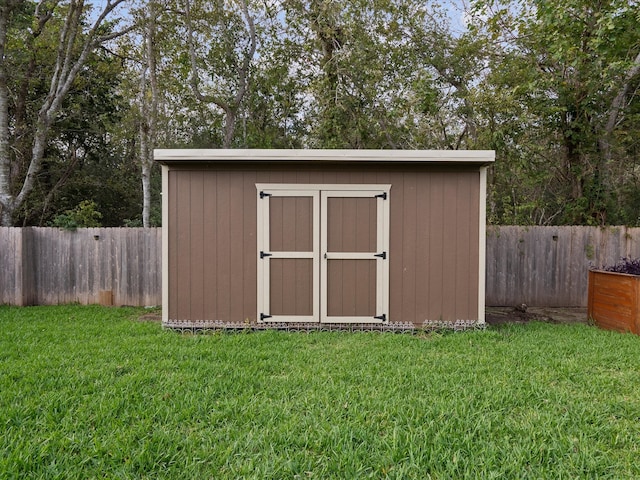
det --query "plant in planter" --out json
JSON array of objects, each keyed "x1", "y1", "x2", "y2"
[{"x1": 588, "y1": 258, "x2": 640, "y2": 334}]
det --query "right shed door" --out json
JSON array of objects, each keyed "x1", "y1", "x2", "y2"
[{"x1": 321, "y1": 190, "x2": 389, "y2": 323}]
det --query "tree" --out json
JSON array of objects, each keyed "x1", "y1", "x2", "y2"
[
  {"x1": 279, "y1": 0, "x2": 429, "y2": 148},
  {"x1": 29, "y1": 45, "x2": 132, "y2": 227},
  {"x1": 471, "y1": 0, "x2": 640, "y2": 225},
  {"x1": 275, "y1": 0, "x2": 499, "y2": 151},
  {"x1": 182, "y1": 0, "x2": 257, "y2": 148},
  {"x1": 138, "y1": 0, "x2": 160, "y2": 227},
  {"x1": 0, "y1": 0, "x2": 134, "y2": 226}
]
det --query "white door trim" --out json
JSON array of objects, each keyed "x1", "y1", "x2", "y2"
[
  {"x1": 256, "y1": 188, "x2": 320, "y2": 322},
  {"x1": 320, "y1": 189, "x2": 390, "y2": 323},
  {"x1": 257, "y1": 184, "x2": 390, "y2": 324}
]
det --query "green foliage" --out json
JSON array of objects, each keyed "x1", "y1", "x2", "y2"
[
  {"x1": 123, "y1": 200, "x2": 162, "y2": 227},
  {"x1": 2, "y1": 305, "x2": 640, "y2": 477},
  {"x1": 473, "y1": 0, "x2": 640, "y2": 225},
  {"x1": 280, "y1": 0, "x2": 450, "y2": 149},
  {"x1": 50, "y1": 200, "x2": 103, "y2": 229},
  {"x1": 2, "y1": 0, "x2": 142, "y2": 227},
  {"x1": 3, "y1": 0, "x2": 639, "y2": 226}
]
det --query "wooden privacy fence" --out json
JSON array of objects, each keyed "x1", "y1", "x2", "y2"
[
  {"x1": 486, "y1": 225, "x2": 640, "y2": 307},
  {"x1": 0, "y1": 227, "x2": 161, "y2": 307},
  {"x1": 1, "y1": 226, "x2": 640, "y2": 307}
]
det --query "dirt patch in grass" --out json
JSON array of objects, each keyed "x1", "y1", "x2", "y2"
[
  {"x1": 486, "y1": 306, "x2": 588, "y2": 326},
  {"x1": 137, "y1": 309, "x2": 162, "y2": 322}
]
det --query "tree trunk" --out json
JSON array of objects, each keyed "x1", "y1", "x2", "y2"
[
  {"x1": 139, "y1": 64, "x2": 151, "y2": 227},
  {"x1": 598, "y1": 51, "x2": 640, "y2": 165},
  {"x1": 140, "y1": 3, "x2": 159, "y2": 228},
  {"x1": 141, "y1": 163, "x2": 152, "y2": 227},
  {"x1": 595, "y1": 51, "x2": 640, "y2": 222},
  {"x1": 223, "y1": 107, "x2": 236, "y2": 149},
  {"x1": 0, "y1": 77, "x2": 10, "y2": 224},
  {"x1": 0, "y1": 1, "x2": 16, "y2": 225}
]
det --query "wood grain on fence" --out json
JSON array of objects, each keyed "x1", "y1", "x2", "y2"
[
  {"x1": 0, "y1": 228, "x2": 24, "y2": 305},
  {"x1": 1, "y1": 226, "x2": 639, "y2": 307},
  {"x1": 486, "y1": 226, "x2": 640, "y2": 306},
  {"x1": 0, "y1": 227, "x2": 161, "y2": 306}
]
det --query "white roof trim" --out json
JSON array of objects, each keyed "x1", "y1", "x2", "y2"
[{"x1": 154, "y1": 149, "x2": 495, "y2": 164}]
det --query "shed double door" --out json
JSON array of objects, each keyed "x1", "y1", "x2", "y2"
[{"x1": 257, "y1": 185, "x2": 390, "y2": 323}]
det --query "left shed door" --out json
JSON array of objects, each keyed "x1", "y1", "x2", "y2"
[{"x1": 257, "y1": 189, "x2": 320, "y2": 322}]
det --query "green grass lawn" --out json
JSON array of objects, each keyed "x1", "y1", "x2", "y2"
[{"x1": 1, "y1": 306, "x2": 640, "y2": 479}]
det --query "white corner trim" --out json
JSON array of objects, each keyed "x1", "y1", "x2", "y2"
[
  {"x1": 161, "y1": 165, "x2": 169, "y2": 324},
  {"x1": 478, "y1": 167, "x2": 488, "y2": 324}
]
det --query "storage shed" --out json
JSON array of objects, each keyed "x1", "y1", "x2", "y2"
[{"x1": 155, "y1": 149, "x2": 494, "y2": 330}]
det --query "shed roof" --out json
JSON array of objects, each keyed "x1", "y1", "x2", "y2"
[{"x1": 154, "y1": 149, "x2": 495, "y2": 165}]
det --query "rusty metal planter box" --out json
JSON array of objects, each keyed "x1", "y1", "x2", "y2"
[{"x1": 588, "y1": 269, "x2": 640, "y2": 334}]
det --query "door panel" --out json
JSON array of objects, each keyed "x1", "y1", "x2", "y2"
[
  {"x1": 270, "y1": 258, "x2": 313, "y2": 316},
  {"x1": 269, "y1": 197, "x2": 313, "y2": 252},
  {"x1": 327, "y1": 259, "x2": 376, "y2": 317},
  {"x1": 327, "y1": 197, "x2": 377, "y2": 253}
]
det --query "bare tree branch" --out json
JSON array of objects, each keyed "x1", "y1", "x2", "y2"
[{"x1": 598, "y1": 50, "x2": 640, "y2": 175}]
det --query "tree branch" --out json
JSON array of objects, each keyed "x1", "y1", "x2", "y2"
[
  {"x1": 605, "y1": 50, "x2": 640, "y2": 137},
  {"x1": 183, "y1": 0, "x2": 257, "y2": 147},
  {"x1": 598, "y1": 50, "x2": 640, "y2": 164},
  {"x1": 13, "y1": 0, "x2": 133, "y2": 213},
  {"x1": 183, "y1": 0, "x2": 211, "y2": 105},
  {"x1": 233, "y1": 0, "x2": 257, "y2": 107}
]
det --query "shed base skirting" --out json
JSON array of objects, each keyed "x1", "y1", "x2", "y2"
[{"x1": 162, "y1": 320, "x2": 485, "y2": 334}]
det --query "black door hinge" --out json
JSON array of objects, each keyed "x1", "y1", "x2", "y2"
[
  {"x1": 260, "y1": 251, "x2": 272, "y2": 259},
  {"x1": 260, "y1": 313, "x2": 272, "y2": 321},
  {"x1": 260, "y1": 191, "x2": 272, "y2": 199},
  {"x1": 374, "y1": 192, "x2": 387, "y2": 200},
  {"x1": 374, "y1": 313, "x2": 387, "y2": 321},
  {"x1": 374, "y1": 252, "x2": 387, "y2": 259}
]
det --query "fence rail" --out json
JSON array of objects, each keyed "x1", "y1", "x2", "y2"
[{"x1": 2, "y1": 226, "x2": 639, "y2": 308}]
